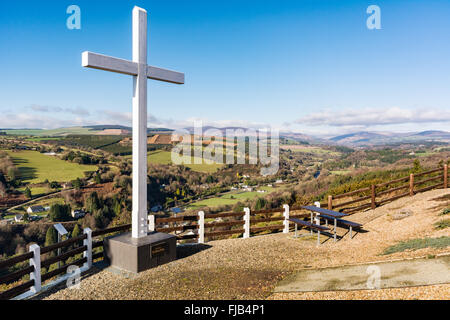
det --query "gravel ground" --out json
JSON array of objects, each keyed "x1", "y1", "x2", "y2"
[{"x1": 40, "y1": 189, "x2": 450, "y2": 300}]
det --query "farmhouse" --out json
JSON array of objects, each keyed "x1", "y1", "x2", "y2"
[
  {"x1": 26, "y1": 206, "x2": 45, "y2": 214},
  {"x1": 14, "y1": 214, "x2": 24, "y2": 222},
  {"x1": 62, "y1": 182, "x2": 73, "y2": 189},
  {"x1": 29, "y1": 215, "x2": 41, "y2": 222},
  {"x1": 71, "y1": 209, "x2": 87, "y2": 219}
]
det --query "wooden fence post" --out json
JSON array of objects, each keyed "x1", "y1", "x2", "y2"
[
  {"x1": 409, "y1": 174, "x2": 414, "y2": 196},
  {"x1": 283, "y1": 204, "x2": 289, "y2": 234},
  {"x1": 83, "y1": 228, "x2": 92, "y2": 269},
  {"x1": 148, "y1": 215, "x2": 155, "y2": 232},
  {"x1": 371, "y1": 185, "x2": 376, "y2": 209},
  {"x1": 198, "y1": 211, "x2": 205, "y2": 244},
  {"x1": 29, "y1": 244, "x2": 41, "y2": 294},
  {"x1": 328, "y1": 195, "x2": 333, "y2": 210},
  {"x1": 444, "y1": 164, "x2": 448, "y2": 189},
  {"x1": 243, "y1": 208, "x2": 250, "y2": 239}
]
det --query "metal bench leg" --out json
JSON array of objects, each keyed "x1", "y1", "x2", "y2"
[
  {"x1": 295, "y1": 224, "x2": 298, "y2": 238},
  {"x1": 317, "y1": 231, "x2": 320, "y2": 246},
  {"x1": 350, "y1": 226, "x2": 352, "y2": 239},
  {"x1": 334, "y1": 218, "x2": 337, "y2": 242},
  {"x1": 310, "y1": 213, "x2": 313, "y2": 235}
]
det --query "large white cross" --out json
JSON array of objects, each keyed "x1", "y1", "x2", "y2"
[{"x1": 82, "y1": 6, "x2": 184, "y2": 239}]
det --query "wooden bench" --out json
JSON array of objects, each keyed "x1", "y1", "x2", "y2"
[
  {"x1": 318, "y1": 214, "x2": 362, "y2": 239},
  {"x1": 289, "y1": 218, "x2": 330, "y2": 245}
]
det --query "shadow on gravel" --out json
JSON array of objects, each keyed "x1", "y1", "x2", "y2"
[
  {"x1": 30, "y1": 261, "x2": 108, "y2": 300},
  {"x1": 176, "y1": 243, "x2": 212, "y2": 260},
  {"x1": 31, "y1": 245, "x2": 213, "y2": 300}
]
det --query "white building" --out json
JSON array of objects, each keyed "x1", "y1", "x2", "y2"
[
  {"x1": 27, "y1": 206, "x2": 45, "y2": 214},
  {"x1": 71, "y1": 209, "x2": 86, "y2": 219}
]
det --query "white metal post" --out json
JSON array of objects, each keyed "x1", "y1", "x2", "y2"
[
  {"x1": 244, "y1": 207, "x2": 250, "y2": 239},
  {"x1": 283, "y1": 204, "x2": 290, "y2": 233},
  {"x1": 83, "y1": 228, "x2": 92, "y2": 269},
  {"x1": 198, "y1": 211, "x2": 205, "y2": 244},
  {"x1": 29, "y1": 244, "x2": 41, "y2": 294},
  {"x1": 314, "y1": 201, "x2": 321, "y2": 226},
  {"x1": 148, "y1": 215, "x2": 155, "y2": 232},
  {"x1": 131, "y1": 7, "x2": 149, "y2": 239}
]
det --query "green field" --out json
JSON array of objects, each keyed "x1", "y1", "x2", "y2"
[
  {"x1": 186, "y1": 187, "x2": 276, "y2": 210},
  {"x1": 124, "y1": 150, "x2": 224, "y2": 173},
  {"x1": 148, "y1": 150, "x2": 172, "y2": 165},
  {"x1": 331, "y1": 170, "x2": 351, "y2": 176},
  {"x1": 6, "y1": 150, "x2": 97, "y2": 184},
  {"x1": 6, "y1": 197, "x2": 65, "y2": 217},
  {"x1": 18, "y1": 186, "x2": 52, "y2": 197},
  {"x1": 3, "y1": 127, "x2": 95, "y2": 137},
  {"x1": 25, "y1": 137, "x2": 63, "y2": 142},
  {"x1": 281, "y1": 145, "x2": 340, "y2": 156}
]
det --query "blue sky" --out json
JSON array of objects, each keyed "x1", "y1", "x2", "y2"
[{"x1": 1, "y1": 0, "x2": 450, "y2": 136}]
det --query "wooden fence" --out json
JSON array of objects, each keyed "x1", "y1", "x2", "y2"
[
  {"x1": 326, "y1": 164, "x2": 448, "y2": 214},
  {"x1": 0, "y1": 164, "x2": 448, "y2": 300}
]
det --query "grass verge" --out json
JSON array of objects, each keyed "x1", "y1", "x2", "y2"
[
  {"x1": 382, "y1": 236, "x2": 450, "y2": 255},
  {"x1": 434, "y1": 219, "x2": 450, "y2": 230}
]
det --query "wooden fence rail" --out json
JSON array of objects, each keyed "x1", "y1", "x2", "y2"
[
  {"x1": 328, "y1": 164, "x2": 448, "y2": 212},
  {"x1": 0, "y1": 163, "x2": 448, "y2": 300}
]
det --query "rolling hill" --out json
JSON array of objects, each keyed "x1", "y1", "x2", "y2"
[{"x1": 329, "y1": 130, "x2": 450, "y2": 146}]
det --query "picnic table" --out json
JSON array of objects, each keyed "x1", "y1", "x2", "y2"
[
  {"x1": 289, "y1": 218, "x2": 330, "y2": 246},
  {"x1": 301, "y1": 206, "x2": 349, "y2": 242},
  {"x1": 318, "y1": 214, "x2": 362, "y2": 239}
]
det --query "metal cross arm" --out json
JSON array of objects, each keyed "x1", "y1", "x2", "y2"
[{"x1": 82, "y1": 51, "x2": 185, "y2": 84}]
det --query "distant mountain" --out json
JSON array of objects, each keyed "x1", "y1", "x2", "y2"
[
  {"x1": 84, "y1": 125, "x2": 173, "y2": 134},
  {"x1": 279, "y1": 132, "x2": 328, "y2": 144},
  {"x1": 330, "y1": 131, "x2": 388, "y2": 144},
  {"x1": 183, "y1": 126, "x2": 251, "y2": 135},
  {"x1": 83, "y1": 125, "x2": 131, "y2": 131},
  {"x1": 181, "y1": 126, "x2": 324, "y2": 143},
  {"x1": 413, "y1": 130, "x2": 450, "y2": 138},
  {"x1": 329, "y1": 130, "x2": 450, "y2": 146}
]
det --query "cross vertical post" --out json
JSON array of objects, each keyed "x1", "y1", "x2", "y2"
[
  {"x1": 132, "y1": 7, "x2": 148, "y2": 239},
  {"x1": 81, "y1": 5, "x2": 184, "y2": 254}
]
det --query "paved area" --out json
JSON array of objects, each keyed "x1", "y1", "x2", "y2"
[{"x1": 274, "y1": 255, "x2": 450, "y2": 292}]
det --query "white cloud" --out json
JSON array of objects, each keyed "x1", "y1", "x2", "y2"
[
  {"x1": 102, "y1": 110, "x2": 132, "y2": 124},
  {"x1": 28, "y1": 104, "x2": 90, "y2": 116},
  {"x1": 296, "y1": 107, "x2": 450, "y2": 127},
  {"x1": 0, "y1": 112, "x2": 88, "y2": 129}
]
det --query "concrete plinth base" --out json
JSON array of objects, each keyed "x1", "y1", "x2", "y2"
[{"x1": 103, "y1": 232, "x2": 176, "y2": 273}]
